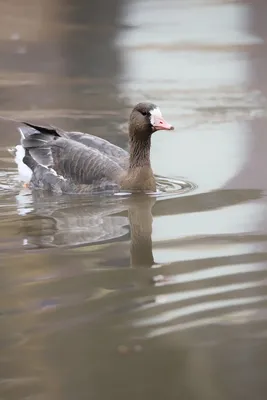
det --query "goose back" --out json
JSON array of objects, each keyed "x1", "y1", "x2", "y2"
[{"x1": 19, "y1": 123, "x2": 125, "y2": 189}]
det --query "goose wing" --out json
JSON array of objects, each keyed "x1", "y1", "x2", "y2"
[
  {"x1": 21, "y1": 122, "x2": 129, "y2": 168},
  {"x1": 19, "y1": 123, "x2": 124, "y2": 185}
]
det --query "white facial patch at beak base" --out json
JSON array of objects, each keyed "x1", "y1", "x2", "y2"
[
  {"x1": 149, "y1": 107, "x2": 162, "y2": 126},
  {"x1": 149, "y1": 106, "x2": 174, "y2": 131}
]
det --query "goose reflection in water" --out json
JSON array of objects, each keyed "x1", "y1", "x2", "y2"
[
  {"x1": 15, "y1": 186, "x2": 263, "y2": 270},
  {"x1": 16, "y1": 190, "x2": 157, "y2": 267}
]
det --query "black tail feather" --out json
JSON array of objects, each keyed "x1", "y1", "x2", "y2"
[{"x1": 21, "y1": 122, "x2": 60, "y2": 136}]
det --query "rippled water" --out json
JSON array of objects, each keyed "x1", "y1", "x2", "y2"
[{"x1": 1, "y1": 0, "x2": 267, "y2": 399}]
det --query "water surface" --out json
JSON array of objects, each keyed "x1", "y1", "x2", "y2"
[{"x1": 1, "y1": 1, "x2": 267, "y2": 399}]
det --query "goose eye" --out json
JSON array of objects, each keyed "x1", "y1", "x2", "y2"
[{"x1": 141, "y1": 111, "x2": 148, "y2": 117}]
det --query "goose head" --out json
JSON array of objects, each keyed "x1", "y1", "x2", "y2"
[{"x1": 129, "y1": 102, "x2": 174, "y2": 142}]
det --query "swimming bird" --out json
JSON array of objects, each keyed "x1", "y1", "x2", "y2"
[{"x1": 10, "y1": 102, "x2": 174, "y2": 194}]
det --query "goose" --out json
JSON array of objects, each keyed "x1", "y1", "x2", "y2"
[{"x1": 10, "y1": 102, "x2": 174, "y2": 194}]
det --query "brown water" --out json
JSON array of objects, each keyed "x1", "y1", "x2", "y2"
[{"x1": 1, "y1": 0, "x2": 267, "y2": 399}]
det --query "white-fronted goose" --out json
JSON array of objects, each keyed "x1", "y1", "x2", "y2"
[{"x1": 11, "y1": 102, "x2": 174, "y2": 193}]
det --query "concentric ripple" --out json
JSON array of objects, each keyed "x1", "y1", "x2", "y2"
[
  {"x1": 114, "y1": 176, "x2": 197, "y2": 198},
  {"x1": 155, "y1": 175, "x2": 196, "y2": 197}
]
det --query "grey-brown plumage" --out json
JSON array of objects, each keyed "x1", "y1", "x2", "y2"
[{"x1": 14, "y1": 102, "x2": 174, "y2": 194}]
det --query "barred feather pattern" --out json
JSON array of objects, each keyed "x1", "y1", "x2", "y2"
[{"x1": 18, "y1": 123, "x2": 127, "y2": 193}]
